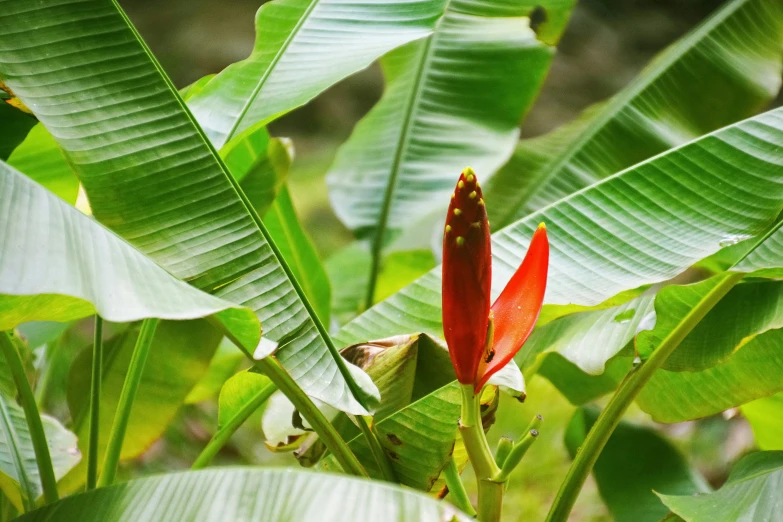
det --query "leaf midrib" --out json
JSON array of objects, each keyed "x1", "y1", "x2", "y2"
[
  {"x1": 222, "y1": 0, "x2": 321, "y2": 145},
  {"x1": 494, "y1": 0, "x2": 752, "y2": 228}
]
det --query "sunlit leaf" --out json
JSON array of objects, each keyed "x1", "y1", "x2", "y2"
[{"x1": 485, "y1": 0, "x2": 783, "y2": 227}]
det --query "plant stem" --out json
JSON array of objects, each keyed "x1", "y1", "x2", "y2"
[
  {"x1": 495, "y1": 428, "x2": 539, "y2": 482},
  {"x1": 256, "y1": 356, "x2": 368, "y2": 478},
  {"x1": 86, "y1": 316, "x2": 103, "y2": 490},
  {"x1": 545, "y1": 272, "x2": 744, "y2": 522},
  {"x1": 192, "y1": 377, "x2": 277, "y2": 470},
  {"x1": 98, "y1": 318, "x2": 159, "y2": 487},
  {"x1": 0, "y1": 332, "x2": 59, "y2": 505},
  {"x1": 443, "y1": 457, "x2": 476, "y2": 516},
  {"x1": 459, "y1": 384, "x2": 502, "y2": 522},
  {"x1": 354, "y1": 414, "x2": 397, "y2": 482}
]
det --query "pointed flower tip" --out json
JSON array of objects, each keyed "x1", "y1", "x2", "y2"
[{"x1": 538, "y1": 222, "x2": 546, "y2": 230}]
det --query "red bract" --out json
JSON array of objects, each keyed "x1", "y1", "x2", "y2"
[{"x1": 442, "y1": 168, "x2": 549, "y2": 392}]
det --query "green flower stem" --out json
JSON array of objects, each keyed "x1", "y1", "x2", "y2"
[
  {"x1": 0, "y1": 331, "x2": 59, "y2": 505},
  {"x1": 354, "y1": 414, "x2": 397, "y2": 482},
  {"x1": 459, "y1": 384, "x2": 503, "y2": 522},
  {"x1": 443, "y1": 457, "x2": 476, "y2": 517},
  {"x1": 192, "y1": 377, "x2": 277, "y2": 470},
  {"x1": 256, "y1": 356, "x2": 368, "y2": 478},
  {"x1": 495, "y1": 428, "x2": 539, "y2": 482},
  {"x1": 545, "y1": 271, "x2": 745, "y2": 522},
  {"x1": 86, "y1": 316, "x2": 104, "y2": 491},
  {"x1": 98, "y1": 318, "x2": 159, "y2": 487},
  {"x1": 494, "y1": 437, "x2": 513, "y2": 468}
]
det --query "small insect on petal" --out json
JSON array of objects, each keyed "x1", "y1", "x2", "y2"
[{"x1": 442, "y1": 167, "x2": 492, "y2": 385}]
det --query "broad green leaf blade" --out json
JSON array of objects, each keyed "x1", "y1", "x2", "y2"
[
  {"x1": 742, "y1": 393, "x2": 783, "y2": 450},
  {"x1": 263, "y1": 187, "x2": 331, "y2": 325},
  {"x1": 485, "y1": 0, "x2": 783, "y2": 228},
  {"x1": 639, "y1": 279, "x2": 783, "y2": 372},
  {"x1": 186, "y1": 340, "x2": 246, "y2": 405},
  {"x1": 17, "y1": 468, "x2": 471, "y2": 522},
  {"x1": 325, "y1": 243, "x2": 372, "y2": 325},
  {"x1": 321, "y1": 383, "x2": 461, "y2": 490},
  {"x1": 0, "y1": 103, "x2": 35, "y2": 161},
  {"x1": 60, "y1": 321, "x2": 221, "y2": 492},
  {"x1": 519, "y1": 295, "x2": 654, "y2": 375},
  {"x1": 327, "y1": 0, "x2": 574, "y2": 243},
  {"x1": 637, "y1": 327, "x2": 783, "y2": 423},
  {"x1": 565, "y1": 407, "x2": 709, "y2": 522},
  {"x1": 538, "y1": 352, "x2": 631, "y2": 406},
  {"x1": 186, "y1": 0, "x2": 450, "y2": 149},
  {"x1": 336, "y1": 108, "x2": 783, "y2": 348},
  {"x1": 0, "y1": 0, "x2": 376, "y2": 415},
  {"x1": 0, "y1": 395, "x2": 80, "y2": 512},
  {"x1": 0, "y1": 161, "x2": 259, "y2": 350},
  {"x1": 659, "y1": 451, "x2": 783, "y2": 522},
  {"x1": 7, "y1": 124, "x2": 78, "y2": 204}
]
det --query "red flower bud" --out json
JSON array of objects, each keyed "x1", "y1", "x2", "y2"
[
  {"x1": 442, "y1": 169, "x2": 549, "y2": 392},
  {"x1": 442, "y1": 167, "x2": 491, "y2": 384}
]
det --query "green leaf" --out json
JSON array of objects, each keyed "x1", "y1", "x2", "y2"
[
  {"x1": 537, "y1": 352, "x2": 631, "y2": 406},
  {"x1": 0, "y1": 98, "x2": 35, "y2": 161},
  {"x1": 16, "y1": 468, "x2": 471, "y2": 522},
  {"x1": 0, "y1": 160, "x2": 259, "y2": 350},
  {"x1": 321, "y1": 382, "x2": 461, "y2": 491},
  {"x1": 60, "y1": 320, "x2": 221, "y2": 492},
  {"x1": 485, "y1": 0, "x2": 783, "y2": 227},
  {"x1": 742, "y1": 393, "x2": 783, "y2": 451},
  {"x1": 659, "y1": 451, "x2": 783, "y2": 522},
  {"x1": 7, "y1": 124, "x2": 78, "y2": 204},
  {"x1": 186, "y1": 0, "x2": 450, "y2": 149},
  {"x1": 0, "y1": 395, "x2": 80, "y2": 512},
  {"x1": 374, "y1": 250, "x2": 436, "y2": 304},
  {"x1": 327, "y1": 0, "x2": 574, "y2": 243},
  {"x1": 336, "y1": 108, "x2": 783, "y2": 350},
  {"x1": 639, "y1": 279, "x2": 783, "y2": 372},
  {"x1": 264, "y1": 187, "x2": 332, "y2": 325},
  {"x1": 325, "y1": 243, "x2": 372, "y2": 325},
  {"x1": 0, "y1": 0, "x2": 376, "y2": 415},
  {"x1": 218, "y1": 370, "x2": 276, "y2": 431},
  {"x1": 520, "y1": 295, "x2": 654, "y2": 375},
  {"x1": 637, "y1": 327, "x2": 783, "y2": 423},
  {"x1": 565, "y1": 407, "x2": 709, "y2": 522}
]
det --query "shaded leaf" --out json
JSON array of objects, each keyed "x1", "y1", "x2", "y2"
[
  {"x1": 659, "y1": 451, "x2": 783, "y2": 522},
  {"x1": 565, "y1": 407, "x2": 709, "y2": 522},
  {"x1": 7, "y1": 124, "x2": 77, "y2": 204},
  {"x1": 0, "y1": 95, "x2": 35, "y2": 160},
  {"x1": 742, "y1": 393, "x2": 783, "y2": 451}
]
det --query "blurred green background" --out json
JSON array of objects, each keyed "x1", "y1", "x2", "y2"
[{"x1": 115, "y1": 1, "x2": 758, "y2": 520}]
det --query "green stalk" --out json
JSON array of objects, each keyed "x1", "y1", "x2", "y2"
[
  {"x1": 443, "y1": 457, "x2": 476, "y2": 517},
  {"x1": 257, "y1": 356, "x2": 368, "y2": 478},
  {"x1": 86, "y1": 316, "x2": 103, "y2": 490},
  {"x1": 192, "y1": 378, "x2": 277, "y2": 470},
  {"x1": 546, "y1": 217, "x2": 783, "y2": 522},
  {"x1": 545, "y1": 272, "x2": 744, "y2": 522},
  {"x1": 354, "y1": 414, "x2": 397, "y2": 482},
  {"x1": 494, "y1": 437, "x2": 513, "y2": 468},
  {"x1": 0, "y1": 332, "x2": 59, "y2": 505},
  {"x1": 495, "y1": 428, "x2": 539, "y2": 482},
  {"x1": 98, "y1": 318, "x2": 159, "y2": 487},
  {"x1": 459, "y1": 384, "x2": 503, "y2": 522}
]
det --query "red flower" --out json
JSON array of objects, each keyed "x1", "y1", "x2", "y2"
[{"x1": 442, "y1": 168, "x2": 549, "y2": 393}]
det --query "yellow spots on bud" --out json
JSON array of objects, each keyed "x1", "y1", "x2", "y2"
[
  {"x1": 453, "y1": 208, "x2": 462, "y2": 216},
  {"x1": 538, "y1": 222, "x2": 547, "y2": 230},
  {"x1": 470, "y1": 221, "x2": 481, "y2": 229},
  {"x1": 451, "y1": 193, "x2": 455, "y2": 200},
  {"x1": 455, "y1": 236, "x2": 465, "y2": 246},
  {"x1": 458, "y1": 180, "x2": 464, "y2": 189},
  {"x1": 478, "y1": 198, "x2": 485, "y2": 206},
  {"x1": 469, "y1": 191, "x2": 477, "y2": 199},
  {"x1": 464, "y1": 166, "x2": 476, "y2": 183},
  {"x1": 445, "y1": 225, "x2": 452, "y2": 234}
]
